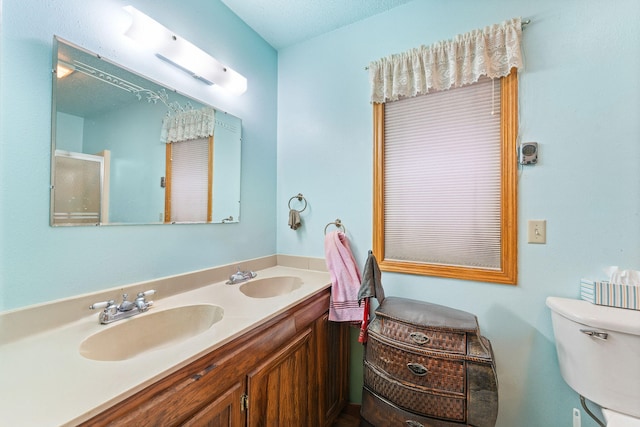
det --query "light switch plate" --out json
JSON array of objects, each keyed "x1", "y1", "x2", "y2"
[{"x1": 528, "y1": 220, "x2": 546, "y2": 244}]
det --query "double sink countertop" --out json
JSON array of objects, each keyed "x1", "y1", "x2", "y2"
[{"x1": 0, "y1": 256, "x2": 331, "y2": 426}]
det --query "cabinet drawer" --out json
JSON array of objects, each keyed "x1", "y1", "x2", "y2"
[
  {"x1": 366, "y1": 335, "x2": 465, "y2": 394},
  {"x1": 376, "y1": 318, "x2": 466, "y2": 354},
  {"x1": 361, "y1": 387, "x2": 466, "y2": 427},
  {"x1": 363, "y1": 362, "x2": 465, "y2": 423}
]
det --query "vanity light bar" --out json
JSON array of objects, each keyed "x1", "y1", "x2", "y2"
[{"x1": 123, "y1": 5, "x2": 247, "y2": 95}]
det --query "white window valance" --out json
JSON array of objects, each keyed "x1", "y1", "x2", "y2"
[
  {"x1": 161, "y1": 107, "x2": 216, "y2": 143},
  {"x1": 369, "y1": 17, "x2": 523, "y2": 104}
]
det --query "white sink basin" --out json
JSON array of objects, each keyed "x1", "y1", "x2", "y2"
[
  {"x1": 239, "y1": 276, "x2": 303, "y2": 298},
  {"x1": 79, "y1": 304, "x2": 224, "y2": 361}
]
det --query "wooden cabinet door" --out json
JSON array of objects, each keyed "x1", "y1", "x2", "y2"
[
  {"x1": 246, "y1": 328, "x2": 313, "y2": 427},
  {"x1": 315, "y1": 313, "x2": 350, "y2": 426},
  {"x1": 182, "y1": 380, "x2": 245, "y2": 427},
  {"x1": 79, "y1": 358, "x2": 241, "y2": 427}
]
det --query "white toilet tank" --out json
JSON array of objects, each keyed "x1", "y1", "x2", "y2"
[{"x1": 546, "y1": 297, "x2": 640, "y2": 420}]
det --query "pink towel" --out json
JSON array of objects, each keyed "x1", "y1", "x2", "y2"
[{"x1": 324, "y1": 230, "x2": 362, "y2": 322}]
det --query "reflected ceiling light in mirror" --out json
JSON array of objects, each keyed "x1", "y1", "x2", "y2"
[
  {"x1": 123, "y1": 5, "x2": 247, "y2": 95},
  {"x1": 56, "y1": 61, "x2": 75, "y2": 79}
]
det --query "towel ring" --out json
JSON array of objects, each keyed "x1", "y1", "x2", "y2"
[
  {"x1": 288, "y1": 193, "x2": 307, "y2": 212},
  {"x1": 324, "y1": 219, "x2": 346, "y2": 235}
]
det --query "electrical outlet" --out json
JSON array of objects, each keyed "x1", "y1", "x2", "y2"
[
  {"x1": 573, "y1": 408, "x2": 581, "y2": 427},
  {"x1": 527, "y1": 220, "x2": 546, "y2": 244}
]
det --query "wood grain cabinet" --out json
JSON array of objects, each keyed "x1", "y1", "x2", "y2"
[
  {"x1": 80, "y1": 289, "x2": 349, "y2": 427},
  {"x1": 182, "y1": 380, "x2": 245, "y2": 427},
  {"x1": 361, "y1": 297, "x2": 498, "y2": 427}
]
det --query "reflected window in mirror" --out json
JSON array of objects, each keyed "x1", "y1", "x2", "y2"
[
  {"x1": 165, "y1": 137, "x2": 212, "y2": 223},
  {"x1": 162, "y1": 109, "x2": 241, "y2": 224}
]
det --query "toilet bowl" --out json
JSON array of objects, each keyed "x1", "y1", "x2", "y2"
[
  {"x1": 603, "y1": 409, "x2": 640, "y2": 427},
  {"x1": 546, "y1": 297, "x2": 640, "y2": 427}
]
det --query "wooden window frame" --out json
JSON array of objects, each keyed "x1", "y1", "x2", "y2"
[{"x1": 373, "y1": 71, "x2": 518, "y2": 285}]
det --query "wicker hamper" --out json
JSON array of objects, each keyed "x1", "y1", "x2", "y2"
[{"x1": 361, "y1": 297, "x2": 498, "y2": 427}]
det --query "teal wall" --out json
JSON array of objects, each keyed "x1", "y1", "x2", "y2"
[
  {"x1": 83, "y1": 101, "x2": 167, "y2": 224},
  {"x1": 211, "y1": 113, "x2": 242, "y2": 223},
  {"x1": 0, "y1": 0, "x2": 278, "y2": 309},
  {"x1": 275, "y1": 1, "x2": 640, "y2": 426},
  {"x1": 55, "y1": 112, "x2": 84, "y2": 152},
  {"x1": 1, "y1": 1, "x2": 639, "y2": 426}
]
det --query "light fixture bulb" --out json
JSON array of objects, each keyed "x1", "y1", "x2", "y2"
[
  {"x1": 56, "y1": 62, "x2": 75, "y2": 79},
  {"x1": 123, "y1": 5, "x2": 247, "y2": 95}
]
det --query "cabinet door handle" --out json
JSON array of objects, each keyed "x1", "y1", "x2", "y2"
[
  {"x1": 406, "y1": 421, "x2": 424, "y2": 427},
  {"x1": 407, "y1": 362, "x2": 428, "y2": 377},
  {"x1": 409, "y1": 332, "x2": 430, "y2": 345}
]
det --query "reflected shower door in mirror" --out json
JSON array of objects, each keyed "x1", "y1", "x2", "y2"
[
  {"x1": 51, "y1": 36, "x2": 241, "y2": 226},
  {"x1": 53, "y1": 150, "x2": 106, "y2": 225}
]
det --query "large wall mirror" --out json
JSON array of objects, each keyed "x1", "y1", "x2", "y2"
[{"x1": 51, "y1": 37, "x2": 241, "y2": 226}]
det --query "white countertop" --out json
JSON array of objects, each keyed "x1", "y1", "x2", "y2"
[{"x1": 0, "y1": 265, "x2": 331, "y2": 426}]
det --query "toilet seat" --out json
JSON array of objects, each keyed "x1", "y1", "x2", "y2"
[{"x1": 603, "y1": 409, "x2": 640, "y2": 427}]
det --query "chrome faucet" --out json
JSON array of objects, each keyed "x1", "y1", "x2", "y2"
[
  {"x1": 89, "y1": 290, "x2": 155, "y2": 324},
  {"x1": 226, "y1": 268, "x2": 257, "y2": 284}
]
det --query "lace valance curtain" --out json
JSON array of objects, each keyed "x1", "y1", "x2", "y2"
[
  {"x1": 369, "y1": 17, "x2": 523, "y2": 104},
  {"x1": 161, "y1": 107, "x2": 216, "y2": 143}
]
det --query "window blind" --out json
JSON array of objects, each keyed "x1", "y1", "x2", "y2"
[
  {"x1": 170, "y1": 138, "x2": 209, "y2": 223},
  {"x1": 383, "y1": 77, "x2": 502, "y2": 269}
]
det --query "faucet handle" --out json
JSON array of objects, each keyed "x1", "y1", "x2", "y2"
[
  {"x1": 89, "y1": 299, "x2": 115, "y2": 310},
  {"x1": 137, "y1": 289, "x2": 156, "y2": 299},
  {"x1": 135, "y1": 290, "x2": 156, "y2": 311}
]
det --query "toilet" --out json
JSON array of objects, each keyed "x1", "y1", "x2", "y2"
[
  {"x1": 602, "y1": 409, "x2": 640, "y2": 427},
  {"x1": 546, "y1": 297, "x2": 640, "y2": 427}
]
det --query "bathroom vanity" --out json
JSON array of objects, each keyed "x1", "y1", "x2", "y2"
[
  {"x1": 79, "y1": 289, "x2": 348, "y2": 426},
  {"x1": 0, "y1": 258, "x2": 349, "y2": 426}
]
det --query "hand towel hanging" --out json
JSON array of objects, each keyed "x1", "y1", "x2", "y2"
[
  {"x1": 358, "y1": 250, "x2": 385, "y2": 304},
  {"x1": 324, "y1": 230, "x2": 362, "y2": 322},
  {"x1": 357, "y1": 250, "x2": 385, "y2": 343},
  {"x1": 287, "y1": 193, "x2": 307, "y2": 230},
  {"x1": 288, "y1": 209, "x2": 301, "y2": 230}
]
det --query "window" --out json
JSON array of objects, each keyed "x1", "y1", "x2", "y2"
[
  {"x1": 164, "y1": 136, "x2": 213, "y2": 223},
  {"x1": 373, "y1": 71, "x2": 518, "y2": 285}
]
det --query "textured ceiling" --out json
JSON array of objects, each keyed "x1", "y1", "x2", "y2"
[{"x1": 221, "y1": 0, "x2": 415, "y2": 49}]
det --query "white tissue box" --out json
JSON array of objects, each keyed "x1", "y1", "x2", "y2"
[{"x1": 580, "y1": 279, "x2": 640, "y2": 311}]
